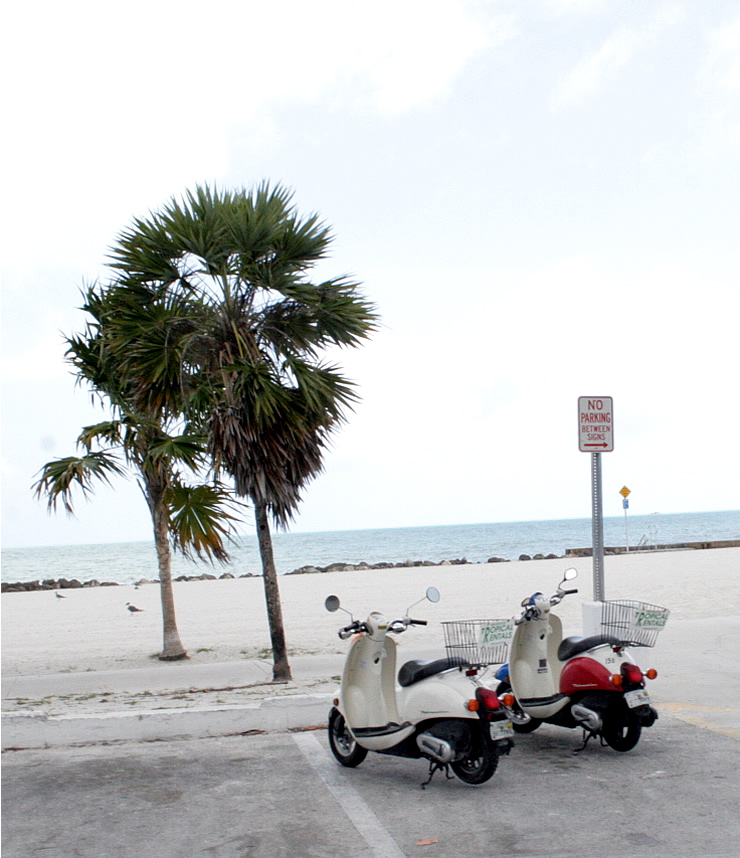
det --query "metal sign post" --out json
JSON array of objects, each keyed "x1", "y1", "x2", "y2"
[
  {"x1": 578, "y1": 397, "x2": 613, "y2": 602},
  {"x1": 591, "y1": 452, "x2": 605, "y2": 601}
]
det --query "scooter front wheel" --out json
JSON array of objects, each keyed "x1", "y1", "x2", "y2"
[
  {"x1": 450, "y1": 732, "x2": 499, "y2": 785},
  {"x1": 328, "y1": 707, "x2": 368, "y2": 767},
  {"x1": 496, "y1": 682, "x2": 541, "y2": 734}
]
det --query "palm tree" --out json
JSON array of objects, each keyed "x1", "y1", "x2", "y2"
[
  {"x1": 107, "y1": 183, "x2": 378, "y2": 680},
  {"x1": 34, "y1": 283, "x2": 237, "y2": 660}
]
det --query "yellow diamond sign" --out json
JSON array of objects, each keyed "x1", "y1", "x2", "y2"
[{"x1": 619, "y1": 486, "x2": 631, "y2": 498}]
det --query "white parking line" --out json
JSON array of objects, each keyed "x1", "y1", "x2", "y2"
[{"x1": 293, "y1": 732, "x2": 406, "y2": 858}]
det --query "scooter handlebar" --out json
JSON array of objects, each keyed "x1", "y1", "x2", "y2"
[
  {"x1": 338, "y1": 621, "x2": 367, "y2": 640},
  {"x1": 338, "y1": 617, "x2": 428, "y2": 638},
  {"x1": 515, "y1": 606, "x2": 536, "y2": 624},
  {"x1": 550, "y1": 587, "x2": 579, "y2": 606}
]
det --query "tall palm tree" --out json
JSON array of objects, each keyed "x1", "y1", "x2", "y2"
[
  {"x1": 34, "y1": 283, "x2": 237, "y2": 660},
  {"x1": 108, "y1": 184, "x2": 378, "y2": 680}
]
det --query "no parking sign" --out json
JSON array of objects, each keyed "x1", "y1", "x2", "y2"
[{"x1": 578, "y1": 396, "x2": 614, "y2": 452}]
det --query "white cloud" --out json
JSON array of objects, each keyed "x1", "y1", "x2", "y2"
[
  {"x1": 550, "y1": 4, "x2": 682, "y2": 113},
  {"x1": 544, "y1": 0, "x2": 609, "y2": 17},
  {"x1": 1, "y1": 0, "x2": 509, "y2": 273},
  {"x1": 551, "y1": 26, "x2": 645, "y2": 112},
  {"x1": 695, "y1": 12, "x2": 740, "y2": 151},
  {"x1": 355, "y1": 3, "x2": 513, "y2": 115},
  {"x1": 701, "y1": 13, "x2": 740, "y2": 91}
]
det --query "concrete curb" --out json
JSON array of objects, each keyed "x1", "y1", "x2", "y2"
[{"x1": 1, "y1": 693, "x2": 334, "y2": 749}]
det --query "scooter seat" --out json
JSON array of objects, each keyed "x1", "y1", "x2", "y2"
[
  {"x1": 558, "y1": 634, "x2": 622, "y2": 661},
  {"x1": 398, "y1": 656, "x2": 470, "y2": 687}
]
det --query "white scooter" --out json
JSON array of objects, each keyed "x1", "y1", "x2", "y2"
[
  {"x1": 325, "y1": 588, "x2": 514, "y2": 786},
  {"x1": 495, "y1": 568, "x2": 664, "y2": 752}
]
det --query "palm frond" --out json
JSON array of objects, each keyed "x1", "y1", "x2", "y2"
[
  {"x1": 148, "y1": 433, "x2": 208, "y2": 470},
  {"x1": 77, "y1": 421, "x2": 125, "y2": 451},
  {"x1": 167, "y1": 483, "x2": 241, "y2": 562},
  {"x1": 33, "y1": 453, "x2": 126, "y2": 514}
]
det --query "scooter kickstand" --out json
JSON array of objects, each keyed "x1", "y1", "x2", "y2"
[
  {"x1": 573, "y1": 728, "x2": 596, "y2": 754},
  {"x1": 420, "y1": 761, "x2": 454, "y2": 789}
]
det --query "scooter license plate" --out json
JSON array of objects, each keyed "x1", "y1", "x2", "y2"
[
  {"x1": 490, "y1": 719, "x2": 514, "y2": 740},
  {"x1": 624, "y1": 689, "x2": 651, "y2": 708}
]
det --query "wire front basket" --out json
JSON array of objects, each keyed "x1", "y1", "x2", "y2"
[
  {"x1": 441, "y1": 618, "x2": 513, "y2": 665},
  {"x1": 600, "y1": 600, "x2": 670, "y2": 647}
]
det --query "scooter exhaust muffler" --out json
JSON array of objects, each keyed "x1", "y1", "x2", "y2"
[
  {"x1": 416, "y1": 732, "x2": 455, "y2": 764},
  {"x1": 571, "y1": 704, "x2": 602, "y2": 733}
]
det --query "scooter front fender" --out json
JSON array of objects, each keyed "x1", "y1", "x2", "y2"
[
  {"x1": 509, "y1": 614, "x2": 565, "y2": 719},
  {"x1": 340, "y1": 636, "x2": 399, "y2": 730}
]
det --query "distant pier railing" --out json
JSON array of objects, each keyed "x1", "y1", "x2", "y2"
[{"x1": 565, "y1": 539, "x2": 740, "y2": 557}]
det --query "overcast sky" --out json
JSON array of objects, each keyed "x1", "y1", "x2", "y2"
[{"x1": 2, "y1": 0, "x2": 739, "y2": 549}]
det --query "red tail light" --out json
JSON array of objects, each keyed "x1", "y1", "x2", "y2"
[
  {"x1": 621, "y1": 663, "x2": 644, "y2": 685},
  {"x1": 475, "y1": 687, "x2": 501, "y2": 711}
]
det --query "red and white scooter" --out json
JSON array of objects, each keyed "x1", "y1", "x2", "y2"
[
  {"x1": 325, "y1": 588, "x2": 514, "y2": 786},
  {"x1": 494, "y1": 568, "x2": 666, "y2": 752}
]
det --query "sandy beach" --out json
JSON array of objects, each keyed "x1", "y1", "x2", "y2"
[{"x1": 3, "y1": 547, "x2": 738, "y2": 682}]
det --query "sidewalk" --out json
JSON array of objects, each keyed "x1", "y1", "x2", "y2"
[
  {"x1": 1, "y1": 653, "x2": 347, "y2": 749},
  {"x1": 3, "y1": 620, "x2": 740, "y2": 749}
]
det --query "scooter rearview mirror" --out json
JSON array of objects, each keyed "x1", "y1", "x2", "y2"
[
  {"x1": 325, "y1": 595, "x2": 341, "y2": 613},
  {"x1": 406, "y1": 587, "x2": 440, "y2": 616},
  {"x1": 558, "y1": 567, "x2": 578, "y2": 592}
]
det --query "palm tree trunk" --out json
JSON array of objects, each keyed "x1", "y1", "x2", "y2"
[
  {"x1": 255, "y1": 502, "x2": 292, "y2": 681},
  {"x1": 147, "y1": 478, "x2": 188, "y2": 661}
]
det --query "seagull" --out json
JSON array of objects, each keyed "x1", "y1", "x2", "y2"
[
  {"x1": 126, "y1": 603, "x2": 143, "y2": 613},
  {"x1": 55, "y1": 592, "x2": 66, "y2": 599}
]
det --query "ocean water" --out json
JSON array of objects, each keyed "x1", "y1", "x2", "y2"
[{"x1": 2, "y1": 510, "x2": 737, "y2": 586}]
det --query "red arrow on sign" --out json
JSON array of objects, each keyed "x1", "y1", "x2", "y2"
[{"x1": 584, "y1": 442, "x2": 610, "y2": 448}]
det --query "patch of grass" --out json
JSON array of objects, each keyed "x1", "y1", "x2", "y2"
[
  {"x1": 238, "y1": 646, "x2": 318, "y2": 659},
  {"x1": 195, "y1": 647, "x2": 214, "y2": 653}
]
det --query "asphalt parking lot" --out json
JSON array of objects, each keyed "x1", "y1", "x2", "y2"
[{"x1": 3, "y1": 712, "x2": 738, "y2": 858}]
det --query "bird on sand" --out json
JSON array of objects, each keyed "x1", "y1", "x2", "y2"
[
  {"x1": 55, "y1": 592, "x2": 66, "y2": 599},
  {"x1": 126, "y1": 603, "x2": 143, "y2": 613}
]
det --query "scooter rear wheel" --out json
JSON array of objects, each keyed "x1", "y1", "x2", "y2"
[
  {"x1": 328, "y1": 707, "x2": 368, "y2": 767},
  {"x1": 601, "y1": 705, "x2": 642, "y2": 752},
  {"x1": 450, "y1": 732, "x2": 499, "y2": 785}
]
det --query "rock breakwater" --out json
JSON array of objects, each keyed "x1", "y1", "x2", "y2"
[{"x1": 1, "y1": 555, "x2": 519, "y2": 592}]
